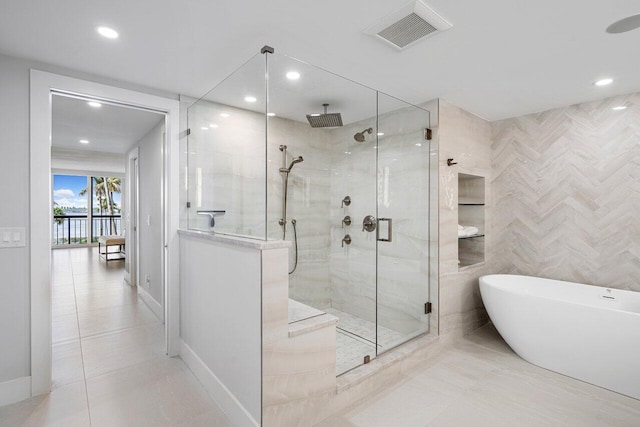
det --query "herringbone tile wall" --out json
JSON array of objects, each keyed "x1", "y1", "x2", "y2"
[{"x1": 491, "y1": 93, "x2": 640, "y2": 291}]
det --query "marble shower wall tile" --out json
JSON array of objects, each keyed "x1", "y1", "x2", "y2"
[
  {"x1": 266, "y1": 116, "x2": 334, "y2": 308},
  {"x1": 327, "y1": 104, "x2": 433, "y2": 337},
  {"x1": 186, "y1": 100, "x2": 267, "y2": 238},
  {"x1": 438, "y1": 100, "x2": 496, "y2": 339},
  {"x1": 262, "y1": 248, "x2": 337, "y2": 426},
  {"x1": 184, "y1": 96, "x2": 438, "y2": 339},
  {"x1": 491, "y1": 92, "x2": 640, "y2": 291},
  {"x1": 184, "y1": 98, "x2": 335, "y2": 307}
]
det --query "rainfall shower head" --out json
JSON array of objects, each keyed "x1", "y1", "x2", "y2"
[
  {"x1": 306, "y1": 103, "x2": 343, "y2": 128},
  {"x1": 354, "y1": 127, "x2": 373, "y2": 142}
]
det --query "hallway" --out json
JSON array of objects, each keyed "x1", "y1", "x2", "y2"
[{"x1": 0, "y1": 248, "x2": 231, "y2": 426}]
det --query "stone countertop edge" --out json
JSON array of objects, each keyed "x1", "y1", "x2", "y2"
[
  {"x1": 178, "y1": 229, "x2": 292, "y2": 250},
  {"x1": 288, "y1": 313, "x2": 338, "y2": 338}
]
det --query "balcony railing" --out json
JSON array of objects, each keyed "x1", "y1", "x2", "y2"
[{"x1": 53, "y1": 215, "x2": 122, "y2": 246}]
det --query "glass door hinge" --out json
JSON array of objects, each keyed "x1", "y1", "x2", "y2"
[{"x1": 424, "y1": 302, "x2": 432, "y2": 314}]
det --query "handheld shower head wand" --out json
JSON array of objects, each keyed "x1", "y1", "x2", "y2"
[
  {"x1": 288, "y1": 156, "x2": 304, "y2": 171},
  {"x1": 280, "y1": 156, "x2": 304, "y2": 173},
  {"x1": 354, "y1": 127, "x2": 373, "y2": 142}
]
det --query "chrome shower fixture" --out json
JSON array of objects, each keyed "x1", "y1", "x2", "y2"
[
  {"x1": 280, "y1": 155, "x2": 304, "y2": 173},
  {"x1": 306, "y1": 103, "x2": 343, "y2": 128},
  {"x1": 354, "y1": 127, "x2": 373, "y2": 142},
  {"x1": 278, "y1": 145, "x2": 303, "y2": 275}
]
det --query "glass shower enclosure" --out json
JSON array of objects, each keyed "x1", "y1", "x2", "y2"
[{"x1": 186, "y1": 47, "x2": 436, "y2": 375}]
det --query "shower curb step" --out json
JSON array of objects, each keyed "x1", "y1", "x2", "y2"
[{"x1": 336, "y1": 333, "x2": 439, "y2": 393}]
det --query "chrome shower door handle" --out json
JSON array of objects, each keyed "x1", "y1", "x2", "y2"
[{"x1": 376, "y1": 218, "x2": 392, "y2": 242}]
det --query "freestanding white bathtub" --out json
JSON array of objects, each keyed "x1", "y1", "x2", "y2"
[{"x1": 479, "y1": 274, "x2": 640, "y2": 400}]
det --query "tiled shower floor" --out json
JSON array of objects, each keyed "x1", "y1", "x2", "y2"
[{"x1": 325, "y1": 308, "x2": 405, "y2": 375}]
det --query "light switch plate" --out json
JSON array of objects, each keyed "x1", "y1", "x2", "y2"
[{"x1": 0, "y1": 227, "x2": 25, "y2": 248}]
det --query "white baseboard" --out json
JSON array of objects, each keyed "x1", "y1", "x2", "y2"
[
  {"x1": 179, "y1": 339, "x2": 259, "y2": 427},
  {"x1": 137, "y1": 285, "x2": 163, "y2": 321},
  {"x1": 0, "y1": 376, "x2": 31, "y2": 407}
]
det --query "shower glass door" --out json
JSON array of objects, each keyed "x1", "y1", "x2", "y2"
[
  {"x1": 267, "y1": 53, "x2": 379, "y2": 375},
  {"x1": 375, "y1": 93, "x2": 431, "y2": 354},
  {"x1": 263, "y1": 51, "x2": 434, "y2": 375}
]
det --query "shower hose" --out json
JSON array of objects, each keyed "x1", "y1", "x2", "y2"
[{"x1": 289, "y1": 219, "x2": 299, "y2": 275}]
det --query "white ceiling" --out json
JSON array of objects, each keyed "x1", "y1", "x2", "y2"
[
  {"x1": 52, "y1": 94, "x2": 164, "y2": 154},
  {"x1": 2, "y1": 0, "x2": 639, "y2": 121},
  {"x1": 194, "y1": 52, "x2": 430, "y2": 126}
]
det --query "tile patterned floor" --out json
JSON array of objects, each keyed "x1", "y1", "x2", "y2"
[
  {"x1": 336, "y1": 331, "x2": 375, "y2": 375},
  {"x1": 0, "y1": 247, "x2": 231, "y2": 427},
  {"x1": 326, "y1": 308, "x2": 405, "y2": 375},
  {"x1": 318, "y1": 324, "x2": 640, "y2": 426}
]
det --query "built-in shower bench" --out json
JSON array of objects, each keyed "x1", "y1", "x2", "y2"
[{"x1": 288, "y1": 299, "x2": 338, "y2": 338}]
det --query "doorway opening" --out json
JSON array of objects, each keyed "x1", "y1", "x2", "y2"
[
  {"x1": 30, "y1": 70, "x2": 181, "y2": 397},
  {"x1": 49, "y1": 92, "x2": 167, "y2": 392}
]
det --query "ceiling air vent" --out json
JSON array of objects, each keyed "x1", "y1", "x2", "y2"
[{"x1": 365, "y1": 1, "x2": 452, "y2": 50}]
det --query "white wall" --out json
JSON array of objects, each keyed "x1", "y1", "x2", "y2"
[
  {"x1": 179, "y1": 233, "x2": 262, "y2": 425},
  {"x1": 0, "y1": 52, "x2": 177, "y2": 388},
  {"x1": 133, "y1": 121, "x2": 165, "y2": 312},
  {"x1": 0, "y1": 54, "x2": 31, "y2": 384}
]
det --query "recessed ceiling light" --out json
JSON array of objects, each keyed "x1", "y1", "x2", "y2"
[
  {"x1": 415, "y1": 143, "x2": 422, "y2": 147},
  {"x1": 612, "y1": 106, "x2": 627, "y2": 111},
  {"x1": 345, "y1": 151, "x2": 351, "y2": 155},
  {"x1": 594, "y1": 78, "x2": 613, "y2": 87},
  {"x1": 96, "y1": 26, "x2": 119, "y2": 39},
  {"x1": 286, "y1": 71, "x2": 301, "y2": 80},
  {"x1": 377, "y1": 132, "x2": 384, "y2": 136},
  {"x1": 201, "y1": 127, "x2": 209, "y2": 130},
  {"x1": 219, "y1": 113, "x2": 230, "y2": 118},
  {"x1": 267, "y1": 112, "x2": 276, "y2": 117},
  {"x1": 209, "y1": 124, "x2": 219, "y2": 128},
  {"x1": 87, "y1": 101, "x2": 102, "y2": 108},
  {"x1": 244, "y1": 96, "x2": 257, "y2": 103},
  {"x1": 79, "y1": 139, "x2": 89, "y2": 144}
]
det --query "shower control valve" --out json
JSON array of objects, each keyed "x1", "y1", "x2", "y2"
[
  {"x1": 362, "y1": 215, "x2": 377, "y2": 232},
  {"x1": 341, "y1": 196, "x2": 351, "y2": 207},
  {"x1": 342, "y1": 235, "x2": 352, "y2": 247},
  {"x1": 342, "y1": 216, "x2": 352, "y2": 228}
]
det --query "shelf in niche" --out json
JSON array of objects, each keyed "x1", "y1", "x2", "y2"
[
  {"x1": 458, "y1": 234, "x2": 484, "y2": 240},
  {"x1": 458, "y1": 173, "x2": 485, "y2": 269}
]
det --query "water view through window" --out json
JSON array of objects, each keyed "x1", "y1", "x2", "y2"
[{"x1": 53, "y1": 174, "x2": 123, "y2": 245}]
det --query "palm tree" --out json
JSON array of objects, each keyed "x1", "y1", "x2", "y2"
[
  {"x1": 80, "y1": 177, "x2": 122, "y2": 237},
  {"x1": 102, "y1": 177, "x2": 122, "y2": 234}
]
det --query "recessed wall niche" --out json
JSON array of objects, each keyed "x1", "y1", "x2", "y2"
[{"x1": 458, "y1": 173, "x2": 485, "y2": 268}]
